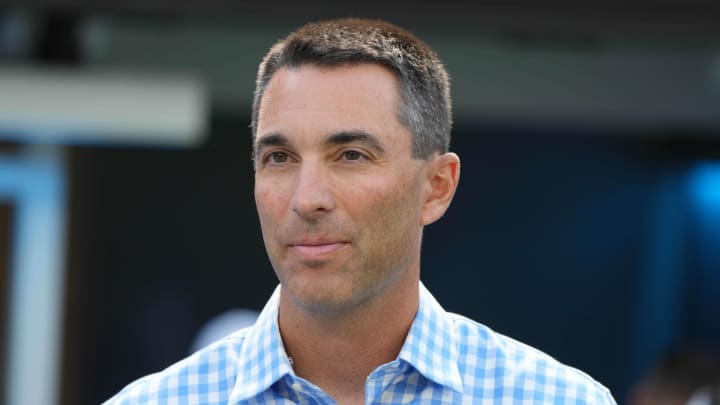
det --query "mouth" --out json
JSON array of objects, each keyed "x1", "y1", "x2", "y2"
[{"x1": 288, "y1": 241, "x2": 349, "y2": 258}]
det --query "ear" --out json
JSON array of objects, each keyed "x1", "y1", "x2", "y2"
[{"x1": 421, "y1": 152, "x2": 460, "y2": 225}]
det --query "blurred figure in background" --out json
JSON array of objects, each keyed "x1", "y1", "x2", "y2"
[
  {"x1": 629, "y1": 345, "x2": 720, "y2": 405},
  {"x1": 190, "y1": 309, "x2": 259, "y2": 353},
  {"x1": 688, "y1": 384, "x2": 720, "y2": 405}
]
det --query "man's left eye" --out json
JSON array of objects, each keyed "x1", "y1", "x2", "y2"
[{"x1": 342, "y1": 150, "x2": 363, "y2": 161}]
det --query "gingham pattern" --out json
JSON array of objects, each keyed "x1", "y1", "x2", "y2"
[{"x1": 104, "y1": 283, "x2": 616, "y2": 404}]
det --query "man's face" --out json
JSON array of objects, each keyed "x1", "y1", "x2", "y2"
[{"x1": 254, "y1": 63, "x2": 429, "y2": 316}]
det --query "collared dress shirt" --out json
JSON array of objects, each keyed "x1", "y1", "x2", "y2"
[{"x1": 104, "y1": 283, "x2": 616, "y2": 404}]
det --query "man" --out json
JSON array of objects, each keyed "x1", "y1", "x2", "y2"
[{"x1": 105, "y1": 19, "x2": 616, "y2": 404}]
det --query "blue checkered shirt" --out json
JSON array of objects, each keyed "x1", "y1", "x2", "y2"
[{"x1": 104, "y1": 283, "x2": 615, "y2": 404}]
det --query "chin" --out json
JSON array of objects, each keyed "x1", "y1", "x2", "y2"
[{"x1": 284, "y1": 275, "x2": 369, "y2": 314}]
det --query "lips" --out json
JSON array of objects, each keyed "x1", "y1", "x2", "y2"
[{"x1": 288, "y1": 241, "x2": 349, "y2": 258}]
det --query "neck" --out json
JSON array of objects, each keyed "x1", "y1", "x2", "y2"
[{"x1": 278, "y1": 278, "x2": 419, "y2": 405}]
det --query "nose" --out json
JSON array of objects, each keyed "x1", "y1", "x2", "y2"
[{"x1": 290, "y1": 162, "x2": 336, "y2": 220}]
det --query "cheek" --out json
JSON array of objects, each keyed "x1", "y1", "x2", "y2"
[
  {"x1": 255, "y1": 182, "x2": 289, "y2": 225},
  {"x1": 346, "y1": 175, "x2": 422, "y2": 229}
]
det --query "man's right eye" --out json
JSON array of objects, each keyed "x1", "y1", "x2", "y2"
[{"x1": 266, "y1": 151, "x2": 288, "y2": 164}]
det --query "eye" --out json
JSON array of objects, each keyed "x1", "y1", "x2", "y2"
[
  {"x1": 341, "y1": 150, "x2": 365, "y2": 161},
  {"x1": 266, "y1": 151, "x2": 289, "y2": 164}
]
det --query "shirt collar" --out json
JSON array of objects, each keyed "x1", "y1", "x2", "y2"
[
  {"x1": 229, "y1": 285, "x2": 293, "y2": 403},
  {"x1": 398, "y1": 282, "x2": 464, "y2": 393},
  {"x1": 229, "y1": 282, "x2": 464, "y2": 402}
]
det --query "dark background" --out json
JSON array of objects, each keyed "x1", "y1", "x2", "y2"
[{"x1": 0, "y1": 1, "x2": 719, "y2": 404}]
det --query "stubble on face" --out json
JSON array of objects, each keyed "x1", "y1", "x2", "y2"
[
  {"x1": 254, "y1": 64, "x2": 428, "y2": 319},
  {"x1": 278, "y1": 174, "x2": 423, "y2": 317}
]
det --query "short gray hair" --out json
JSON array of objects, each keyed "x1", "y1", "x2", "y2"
[{"x1": 251, "y1": 18, "x2": 452, "y2": 159}]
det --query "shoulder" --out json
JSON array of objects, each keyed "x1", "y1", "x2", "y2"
[
  {"x1": 102, "y1": 328, "x2": 250, "y2": 405},
  {"x1": 448, "y1": 313, "x2": 616, "y2": 404}
]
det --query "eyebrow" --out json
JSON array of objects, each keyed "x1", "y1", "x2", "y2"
[
  {"x1": 254, "y1": 133, "x2": 288, "y2": 160},
  {"x1": 327, "y1": 131, "x2": 386, "y2": 154},
  {"x1": 253, "y1": 130, "x2": 388, "y2": 164}
]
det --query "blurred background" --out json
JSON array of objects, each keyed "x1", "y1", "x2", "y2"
[{"x1": 0, "y1": 1, "x2": 719, "y2": 404}]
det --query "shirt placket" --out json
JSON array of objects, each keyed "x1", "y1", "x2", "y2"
[
  {"x1": 283, "y1": 375, "x2": 338, "y2": 405},
  {"x1": 364, "y1": 360, "x2": 407, "y2": 404}
]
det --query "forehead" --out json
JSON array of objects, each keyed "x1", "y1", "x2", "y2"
[{"x1": 256, "y1": 63, "x2": 410, "y2": 148}]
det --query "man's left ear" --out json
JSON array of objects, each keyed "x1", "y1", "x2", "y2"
[{"x1": 421, "y1": 152, "x2": 460, "y2": 225}]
